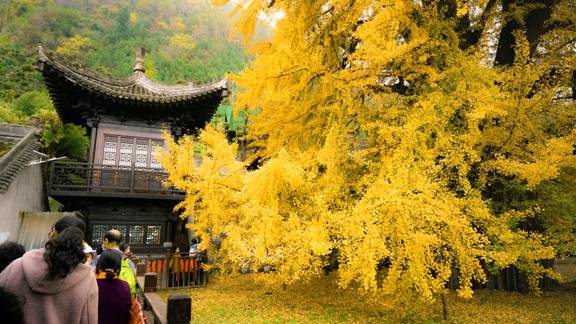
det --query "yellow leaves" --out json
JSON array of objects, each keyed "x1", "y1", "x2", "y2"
[
  {"x1": 211, "y1": 0, "x2": 231, "y2": 6},
  {"x1": 129, "y1": 11, "x2": 138, "y2": 25},
  {"x1": 456, "y1": 1, "x2": 468, "y2": 17},
  {"x1": 491, "y1": 134, "x2": 576, "y2": 189},
  {"x1": 159, "y1": 126, "x2": 331, "y2": 283},
  {"x1": 512, "y1": 30, "x2": 531, "y2": 67},
  {"x1": 338, "y1": 177, "x2": 486, "y2": 298},
  {"x1": 144, "y1": 57, "x2": 159, "y2": 79},
  {"x1": 242, "y1": 150, "x2": 306, "y2": 211},
  {"x1": 55, "y1": 35, "x2": 94, "y2": 64},
  {"x1": 161, "y1": 0, "x2": 574, "y2": 304},
  {"x1": 169, "y1": 33, "x2": 196, "y2": 51},
  {"x1": 161, "y1": 273, "x2": 576, "y2": 322},
  {"x1": 245, "y1": 39, "x2": 272, "y2": 56},
  {"x1": 163, "y1": 29, "x2": 196, "y2": 60},
  {"x1": 171, "y1": 17, "x2": 188, "y2": 33},
  {"x1": 155, "y1": 19, "x2": 169, "y2": 31},
  {"x1": 308, "y1": 221, "x2": 332, "y2": 256},
  {"x1": 229, "y1": 0, "x2": 260, "y2": 46}
]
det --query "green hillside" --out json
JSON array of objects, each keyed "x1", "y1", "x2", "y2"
[
  {"x1": 1, "y1": 0, "x2": 250, "y2": 96},
  {"x1": 0, "y1": 0, "x2": 258, "y2": 159}
]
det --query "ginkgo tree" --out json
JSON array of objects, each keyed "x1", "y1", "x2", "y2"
[{"x1": 158, "y1": 0, "x2": 576, "y2": 304}]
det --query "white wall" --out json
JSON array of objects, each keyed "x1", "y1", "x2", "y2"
[{"x1": 0, "y1": 164, "x2": 47, "y2": 242}]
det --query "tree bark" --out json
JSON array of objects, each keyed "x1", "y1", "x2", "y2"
[
  {"x1": 478, "y1": 0, "x2": 504, "y2": 67},
  {"x1": 441, "y1": 293, "x2": 449, "y2": 320}
]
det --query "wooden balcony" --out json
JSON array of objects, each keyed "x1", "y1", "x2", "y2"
[{"x1": 48, "y1": 162, "x2": 184, "y2": 200}]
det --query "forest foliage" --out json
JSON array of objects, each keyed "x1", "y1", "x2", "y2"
[
  {"x1": 158, "y1": 0, "x2": 576, "y2": 303},
  {"x1": 0, "y1": 0, "x2": 253, "y2": 159}
]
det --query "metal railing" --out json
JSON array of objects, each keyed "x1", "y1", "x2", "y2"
[
  {"x1": 48, "y1": 162, "x2": 183, "y2": 197},
  {"x1": 143, "y1": 253, "x2": 208, "y2": 289}
]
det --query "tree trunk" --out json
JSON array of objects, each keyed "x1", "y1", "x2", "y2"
[
  {"x1": 441, "y1": 293, "x2": 449, "y2": 321},
  {"x1": 478, "y1": 0, "x2": 504, "y2": 66}
]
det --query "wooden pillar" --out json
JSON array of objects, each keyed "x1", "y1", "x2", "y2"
[
  {"x1": 167, "y1": 294, "x2": 191, "y2": 324},
  {"x1": 136, "y1": 262, "x2": 146, "y2": 276},
  {"x1": 144, "y1": 272, "x2": 157, "y2": 292}
]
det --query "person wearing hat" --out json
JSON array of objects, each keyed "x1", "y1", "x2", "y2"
[{"x1": 83, "y1": 242, "x2": 96, "y2": 267}]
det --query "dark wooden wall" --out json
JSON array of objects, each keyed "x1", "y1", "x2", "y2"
[{"x1": 65, "y1": 197, "x2": 183, "y2": 254}]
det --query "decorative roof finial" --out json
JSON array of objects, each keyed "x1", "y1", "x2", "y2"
[{"x1": 133, "y1": 47, "x2": 146, "y2": 73}]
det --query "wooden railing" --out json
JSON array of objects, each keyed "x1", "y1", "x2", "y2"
[
  {"x1": 48, "y1": 162, "x2": 183, "y2": 198},
  {"x1": 142, "y1": 253, "x2": 208, "y2": 289},
  {"x1": 137, "y1": 275, "x2": 193, "y2": 324}
]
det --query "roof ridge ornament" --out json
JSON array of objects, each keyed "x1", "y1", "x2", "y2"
[
  {"x1": 38, "y1": 44, "x2": 48, "y2": 63},
  {"x1": 133, "y1": 47, "x2": 146, "y2": 73}
]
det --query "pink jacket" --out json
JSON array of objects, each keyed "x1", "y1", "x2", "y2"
[{"x1": 0, "y1": 248, "x2": 98, "y2": 324}]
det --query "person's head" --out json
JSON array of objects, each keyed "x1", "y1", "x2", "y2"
[
  {"x1": 191, "y1": 238, "x2": 198, "y2": 245},
  {"x1": 83, "y1": 243, "x2": 95, "y2": 266},
  {"x1": 44, "y1": 227, "x2": 85, "y2": 280},
  {"x1": 49, "y1": 216, "x2": 85, "y2": 240},
  {"x1": 0, "y1": 241, "x2": 25, "y2": 273},
  {"x1": 119, "y1": 243, "x2": 129, "y2": 253},
  {"x1": 0, "y1": 287, "x2": 24, "y2": 324},
  {"x1": 103, "y1": 229, "x2": 122, "y2": 250},
  {"x1": 96, "y1": 250, "x2": 122, "y2": 280}
]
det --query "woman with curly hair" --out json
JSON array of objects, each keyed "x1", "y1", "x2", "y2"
[{"x1": 0, "y1": 216, "x2": 98, "y2": 324}]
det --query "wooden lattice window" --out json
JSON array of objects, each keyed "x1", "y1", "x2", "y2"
[
  {"x1": 90, "y1": 223, "x2": 163, "y2": 247},
  {"x1": 146, "y1": 225, "x2": 162, "y2": 245},
  {"x1": 119, "y1": 138, "x2": 133, "y2": 166},
  {"x1": 129, "y1": 225, "x2": 145, "y2": 244},
  {"x1": 101, "y1": 135, "x2": 164, "y2": 169},
  {"x1": 135, "y1": 139, "x2": 149, "y2": 168},
  {"x1": 150, "y1": 140, "x2": 163, "y2": 169},
  {"x1": 91, "y1": 224, "x2": 109, "y2": 246},
  {"x1": 103, "y1": 135, "x2": 118, "y2": 166}
]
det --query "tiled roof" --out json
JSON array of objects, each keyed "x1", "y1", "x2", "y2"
[
  {"x1": 0, "y1": 124, "x2": 39, "y2": 194},
  {"x1": 38, "y1": 46, "x2": 229, "y2": 105}
]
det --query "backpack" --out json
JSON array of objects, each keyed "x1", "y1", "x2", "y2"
[{"x1": 120, "y1": 258, "x2": 137, "y2": 298}]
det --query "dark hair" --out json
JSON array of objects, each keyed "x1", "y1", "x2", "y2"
[
  {"x1": 0, "y1": 287, "x2": 24, "y2": 324},
  {"x1": 104, "y1": 230, "x2": 122, "y2": 244},
  {"x1": 96, "y1": 250, "x2": 122, "y2": 280},
  {"x1": 0, "y1": 241, "x2": 25, "y2": 273},
  {"x1": 191, "y1": 238, "x2": 198, "y2": 245},
  {"x1": 119, "y1": 243, "x2": 129, "y2": 252},
  {"x1": 44, "y1": 227, "x2": 85, "y2": 279},
  {"x1": 53, "y1": 216, "x2": 86, "y2": 235}
]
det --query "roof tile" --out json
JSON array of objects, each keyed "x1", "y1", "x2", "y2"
[{"x1": 38, "y1": 46, "x2": 229, "y2": 104}]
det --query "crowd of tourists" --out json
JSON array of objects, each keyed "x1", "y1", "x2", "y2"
[{"x1": 0, "y1": 216, "x2": 145, "y2": 324}]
